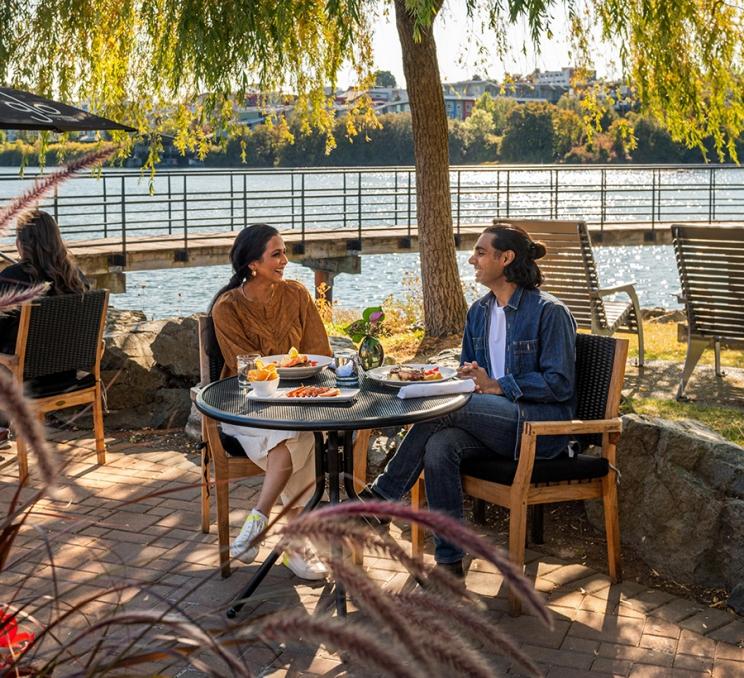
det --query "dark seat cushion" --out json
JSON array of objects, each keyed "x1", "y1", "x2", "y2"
[
  {"x1": 220, "y1": 431, "x2": 247, "y2": 457},
  {"x1": 27, "y1": 371, "x2": 96, "y2": 399},
  {"x1": 462, "y1": 453, "x2": 609, "y2": 485}
]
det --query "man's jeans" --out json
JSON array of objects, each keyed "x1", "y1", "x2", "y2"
[{"x1": 371, "y1": 394, "x2": 521, "y2": 564}]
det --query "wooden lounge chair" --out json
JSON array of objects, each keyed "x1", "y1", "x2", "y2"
[
  {"x1": 411, "y1": 333, "x2": 629, "y2": 616},
  {"x1": 196, "y1": 314, "x2": 371, "y2": 577},
  {"x1": 672, "y1": 224, "x2": 744, "y2": 399},
  {"x1": 495, "y1": 218, "x2": 644, "y2": 366},
  {"x1": 0, "y1": 290, "x2": 109, "y2": 482}
]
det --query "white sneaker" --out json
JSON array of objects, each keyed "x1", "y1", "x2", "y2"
[
  {"x1": 282, "y1": 541, "x2": 328, "y2": 581},
  {"x1": 230, "y1": 509, "x2": 267, "y2": 563}
]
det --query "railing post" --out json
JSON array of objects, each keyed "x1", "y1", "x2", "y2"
[
  {"x1": 53, "y1": 185, "x2": 59, "y2": 222},
  {"x1": 394, "y1": 171, "x2": 398, "y2": 227},
  {"x1": 552, "y1": 169, "x2": 559, "y2": 219},
  {"x1": 456, "y1": 169, "x2": 461, "y2": 235},
  {"x1": 407, "y1": 170, "x2": 412, "y2": 238},
  {"x1": 167, "y1": 174, "x2": 173, "y2": 235},
  {"x1": 343, "y1": 172, "x2": 347, "y2": 230},
  {"x1": 506, "y1": 170, "x2": 511, "y2": 218},
  {"x1": 301, "y1": 172, "x2": 306, "y2": 246},
  {"x1": 183, "y1": 174, "x2": 188, "y2": 254},
  {"x1": 496, "y1": 170, "x2": 500, "y2": 220},
  {"x1": 230, "y1": 174, "x2": 235, "y2": 229},
  {"x1": 708, "y1": 167, "x2": 714, "y2": 223},
  {"x1": 243, "y1": 173, "x2": 247, "y2": 228},
  {"x1": 102, "y1": 174, "x2": 108, "y2": 238},
  {"x1": 651, "y1": 169, "x2": 657, "y2": 232},
  {"x1": 657, "y1": 168, "x2": 662, "y2": 223},
  {"x1": 290, "y1": 172, "x2": 295, "y2": 230},
  {"x1": 357, "y1": 171, "x2": 362, "y2": 244},
  {"x1": 712, "y1": 167, "x2": 717, "y2": 221},
  {"x1": 120, "y1": 175, "x2": 127, "y2": 262},
  {"x1": 600, "y1": 168, "x2": 606, "y2": 232}
]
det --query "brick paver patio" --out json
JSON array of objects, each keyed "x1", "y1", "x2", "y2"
[{"x1": 1, "y1": 428, "x2": 742, "y2": 677}]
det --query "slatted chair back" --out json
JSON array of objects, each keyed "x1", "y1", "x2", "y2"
[
  {"x1": 18, "y1": 290, "x2": 107, "y2": 381},
  {"x1": 673, "y1": 225, "x2": 744, "y2": 345}
]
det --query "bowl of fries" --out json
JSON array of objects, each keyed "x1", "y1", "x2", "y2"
[{"x1": 247, "y1": 359, "x2": 280, "y2": 397}]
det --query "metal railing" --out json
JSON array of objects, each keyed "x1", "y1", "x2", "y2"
[{"x1": 1, "y1": 164, "x2": 742, "y2": 262}]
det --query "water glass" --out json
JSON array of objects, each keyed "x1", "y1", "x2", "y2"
[
  {"x1": 334, "y1": 351, "x2": 359, "y2": 387},
  {"x1": 237, "y1": 353, "x2": 261, "y2": 389}
]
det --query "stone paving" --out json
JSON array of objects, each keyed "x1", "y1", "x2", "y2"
[{"x1": 1, "y1": 428, "x2": 742, "y2": 677}]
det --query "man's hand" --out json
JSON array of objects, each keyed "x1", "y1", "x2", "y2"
[{"x1": 457, "y1": 361, "x2": 503, "y2": 395}]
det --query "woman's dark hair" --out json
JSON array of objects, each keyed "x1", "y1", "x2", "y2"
[
  {"x1": 209, "y1": 223, "x2": 280, "y2": 311},
  {"x1": 483, "y1": 223, "x2": 547, "y2": 289},
  {"x1": 17, "y1": 210, "x2": 89, "y2": 295}
]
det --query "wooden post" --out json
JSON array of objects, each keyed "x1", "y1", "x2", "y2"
[{"x1": 314, "y1": 269, "x2": 336, "y2": 303}]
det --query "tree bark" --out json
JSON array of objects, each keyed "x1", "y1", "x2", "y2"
[{"x1": 394, "y1": 0, "x2": 467, "y2": 337}]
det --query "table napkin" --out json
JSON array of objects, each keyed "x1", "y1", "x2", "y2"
[{"x1": 397, "y1": 379, "x2": 475, "y2": 399}]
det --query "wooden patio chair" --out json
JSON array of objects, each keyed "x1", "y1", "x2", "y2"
[
  {"x1": 411, "y1": 333, "x2": 628, "y2": 615},
  {"x1": 0, "y1": 290, "x2": 109, "y2": 482},
  {"x1": 196, "y1": 314, "x2": 371, "y2": 577},
  {"x1": 672, "y1": 224, "x2": 744, "y2": 399},
  {"x1": 495, "y1": 218, "x2": 644, "y2": 366}
]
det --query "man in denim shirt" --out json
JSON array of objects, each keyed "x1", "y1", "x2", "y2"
[{"x1": 364, "y1": 224, "x2": 577, "y2": 576}]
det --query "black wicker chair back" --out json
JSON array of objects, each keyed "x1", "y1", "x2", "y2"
[
  {"x1": 22, "y1": 290, "x2": 107, "y2": 380},
  {"x1": 574, "y1": 333, "x2": 617, "y2": 448},
  {"x1": 203, "y1": 315, "x2": 225, "y2": 382}
]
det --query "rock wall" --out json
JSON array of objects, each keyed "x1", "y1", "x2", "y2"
[{"x1": 586, "y1": 414, "x2": 744, "y2": 592}]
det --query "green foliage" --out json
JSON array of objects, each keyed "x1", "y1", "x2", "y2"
[
  {"x1": 374, "y1": 69, "x2": 397, "y2": 88},
  {"x1": 500, "y1": 102, "x2": 555, "y2": 163},
  {"x1": 344, "y1": 306, "x2": 385, "y2": 343}
]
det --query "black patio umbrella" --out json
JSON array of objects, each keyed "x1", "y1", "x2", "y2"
[{"x1": 0, "y1": 87, "x2": 136, "y2": 133}]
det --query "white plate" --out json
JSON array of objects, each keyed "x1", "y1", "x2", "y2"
[
  {"x1": 259, "y1": 354, "x2": 333, "y2": 380},
  {"x1": 365, "y1": 364, "x2": 458, "y2": 388},
  {"x1": 247, "y1": 387, "x2": 359, "y2": 403}
]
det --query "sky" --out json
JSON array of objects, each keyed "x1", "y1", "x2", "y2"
[{"x1": 339, "y1": 2, "x2": 621, "y2": 88}]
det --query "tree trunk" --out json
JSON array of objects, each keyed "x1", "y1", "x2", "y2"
[{"x1": 394, "y1": 0, "x2": 467, "y2": 337}]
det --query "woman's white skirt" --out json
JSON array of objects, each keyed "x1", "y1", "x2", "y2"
[{"x1": 220, "y1": 423, "x2": 317, "y2": 508}]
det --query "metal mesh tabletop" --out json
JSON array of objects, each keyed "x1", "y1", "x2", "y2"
[{"x1": 196, "y1": 372, "x2": 470, "y2": 431}]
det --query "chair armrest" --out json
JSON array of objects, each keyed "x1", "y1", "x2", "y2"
[
  {"x1": 0, "y1": 352, "x2": 18, "y2": 371},
  {"x1": 524, "y1": 418, "x2": 622, "y2": 436},
  {"x1": 596, "y1": 282, "x2": 638, "y2": 298}
]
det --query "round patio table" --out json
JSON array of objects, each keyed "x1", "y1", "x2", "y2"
[{"x1": 195, "y1": 371, "x2": 471, "y2": 618}]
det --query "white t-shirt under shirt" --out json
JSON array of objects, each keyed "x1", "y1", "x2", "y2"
[{"x1": 488, "y1": 302, "x2": 506, "y2": 379}]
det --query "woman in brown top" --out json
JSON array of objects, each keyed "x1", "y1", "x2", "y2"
[{"x1": 210, "y1": 224, "x2": 331, "y2": 580}]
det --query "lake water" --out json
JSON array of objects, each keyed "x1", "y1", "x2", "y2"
[{"x1": 112, "y1": 244, "x2": 680, "y2": 319}]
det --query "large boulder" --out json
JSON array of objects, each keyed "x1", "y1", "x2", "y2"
[
  {"x1": 586, "y1": 414, "x2": 744, "y2": 591},
  {"x1": 102, "y1": 314, "x2": 199, "y2": 429}
]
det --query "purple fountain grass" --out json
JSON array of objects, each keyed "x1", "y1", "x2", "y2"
[
  {"x1": 286, "y1": 500, "x2": 551, "y2": 626},
  {"x1": 0, "y1": 146, "x2": 117, "y2": 238},
  {"x1": 0, "y1": 371, "x2": 56, "y2": 488},
  {"x1": 41, "y1": 611, "x2": 251, "y2": 677},
  {"x1": 0, "y1": 283, "x2": 49, "y2": 313},
  {"x1": 243, "y1": 610, "x2": 425, "y2": 678},
  {"x1": 322, "y1": 556, "x2": 434, "y2": 671},
  {"x1": 393, "y1": 591, "x2": 542, "y2": 677}
]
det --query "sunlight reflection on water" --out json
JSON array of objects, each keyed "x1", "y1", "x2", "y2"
[{"x1": 112, "y1": 245, "x2": 679, "y2": 320}]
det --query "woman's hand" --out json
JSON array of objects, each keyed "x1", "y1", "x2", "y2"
[{"x1": 457, "y1": 361, "x2": 503, "y2": 395}]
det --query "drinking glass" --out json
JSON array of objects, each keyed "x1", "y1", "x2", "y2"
[{"x1": 237, "y1": 353, "x2": 262, "y2": 389}]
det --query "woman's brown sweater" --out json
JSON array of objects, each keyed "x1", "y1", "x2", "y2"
[{"x1": 212, "y1": 279, "x2": 332, "y2": 378}]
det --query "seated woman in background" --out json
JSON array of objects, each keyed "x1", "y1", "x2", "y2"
[
  {"x1": 0, "y1": 210, "x2": 89, "y2": 448},
  {"x1": 210, "y1": 223, "x2": 331, "y2": 580}
]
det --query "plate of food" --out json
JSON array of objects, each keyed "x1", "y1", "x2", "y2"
[
  {"x1": 247, "y1": 385, "x2": 359, "y2": 403},
  {"x1": 365, "y1": 363, "x2": 458, "y2": 388},
  {"x1": 259, "y1": 347, "x2": 333, "y2": 380}
]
